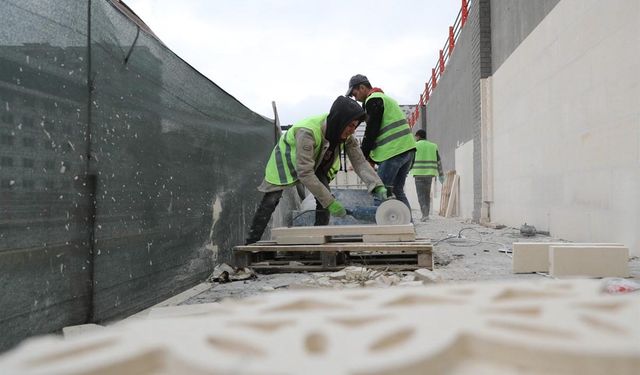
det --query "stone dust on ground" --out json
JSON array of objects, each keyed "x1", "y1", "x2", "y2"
[{"x1": 181, "y1": 215, "x2": 640, "y2": 306}]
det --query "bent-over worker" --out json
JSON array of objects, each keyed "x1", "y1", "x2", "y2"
[{"x1": 245, "y1": 96, "x2": 387, "y2": 245}]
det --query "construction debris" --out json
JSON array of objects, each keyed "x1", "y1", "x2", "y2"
[
  {"x1": 208, "y1": 263, "x2": 257, "y2": 283},
  {"x1": 413, "y1": 268, "x2": 443, "y2": 283},
  {"x1": 519, "y1": 223, "x2": 537, "y2": 237},
  {"x1": 602, "y1": 278, "x2": 640, "y2": 294},
  {"x1": 289, "y1": 266, "x2": 432, "y2": 289}
]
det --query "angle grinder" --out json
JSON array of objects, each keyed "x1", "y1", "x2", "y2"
[{"x1": 345, "y1": 199, "x2": 411, "y2": 225}]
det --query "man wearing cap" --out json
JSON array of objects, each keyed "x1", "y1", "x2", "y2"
[
  {"x1": 245, "y1": 96, "x2": 387, "y2": 245},
  {"x1": 411, "y1": 129, "x2": 444, "y2": 221},
  {"x1": 346, "y1": 74, "x2": 416, "y2": 210}
]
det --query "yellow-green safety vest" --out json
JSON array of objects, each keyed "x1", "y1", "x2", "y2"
[
  {"x1": 365, "y1": 92, "x2": 416, "y2": 162},
  {"x1": 411, "y1": 139, "x2": 439, "y2": 176},
  {"x1": 264, "y1": 114, "x2": 325, "y2": 185}
]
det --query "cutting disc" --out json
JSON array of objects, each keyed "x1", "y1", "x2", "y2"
[{"x1": 375, "y1": 199, "x2": 411, "y2": 225}]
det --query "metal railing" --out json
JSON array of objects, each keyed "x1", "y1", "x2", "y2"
[{"x1": 409, "y1": 0, "x2": 471, "y2": 127}]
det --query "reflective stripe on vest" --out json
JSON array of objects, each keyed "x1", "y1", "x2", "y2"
[
  {"x1": 365, "y1": 92, "x2": 416, "y2": 162},
  {"x1": 411, "y1": 139, "x2": 439, "y2": 176},
  {"x1": 264, "y1": 114, "x2": 326, "y2": 185},
  {"x1": 327, "y1": 144, "x2": 343, "y2": 182}
]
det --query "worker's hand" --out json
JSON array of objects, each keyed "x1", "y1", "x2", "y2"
[
  {"x1": 438, "y1": 176, "x2": 445, "y2": 185},
  {"x1": 372, "y1": 185, "x2": 388, "y2": 201},
  {"x1": 327, "y1": 200, "x2": 347, "y2": 217}
]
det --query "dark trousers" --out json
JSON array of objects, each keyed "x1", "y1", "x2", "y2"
[
  {"x1": 245, "y1": 175, "x2": 330, "y2": 245},
  {"x1": 376, "y1": 150, "x2": 415, "y2": 210},
  {"x1": 245, "y1": 190, "x2": 283, "y2": 245},
  {"x1": 414, "y1": 175, "x2": 434, "y2": 218}
]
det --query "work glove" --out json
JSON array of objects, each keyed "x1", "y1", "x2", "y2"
[
  {"x1": 438, "y1": 176, "x2": 445, "y2": 185},
  {"x1": 327, "y1": 200, "x2": 347, "y2": 217},
  {"x1": 372, "y1": 185, "x2": 388, "y2": 201}
]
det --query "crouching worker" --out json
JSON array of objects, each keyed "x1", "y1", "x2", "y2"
[{"x1": 245, "y1": 96, "x2": 387, "y2": 245}]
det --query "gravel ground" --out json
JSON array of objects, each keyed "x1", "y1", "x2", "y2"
[{"x1": 181, "y1": 215, "x2": 639, "y2": 305}]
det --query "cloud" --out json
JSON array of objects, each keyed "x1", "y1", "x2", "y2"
[{"x1": 125, "y1": 0, "x2": 461, "y2": 124}]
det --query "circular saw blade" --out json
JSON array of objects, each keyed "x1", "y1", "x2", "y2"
[{"x1": 375, "y1": 199, "x2": 411, "y2": 225}]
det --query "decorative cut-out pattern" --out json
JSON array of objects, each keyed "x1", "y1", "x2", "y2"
[{"x1": 1, "y1": 280, "x2": 638, "y2": 374}]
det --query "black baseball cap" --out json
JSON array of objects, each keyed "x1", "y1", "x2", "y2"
[{"x1": 346, "y1": 74, "x2": 370, "y2": 96}]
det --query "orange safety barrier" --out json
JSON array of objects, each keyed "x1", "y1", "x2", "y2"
[{"x1": 409, "y1": 0, "x2": 471, "y2": 127}]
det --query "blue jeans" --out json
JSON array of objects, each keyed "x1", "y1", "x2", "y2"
[{"x1": 376, "y1": 149, "x2": 415, "y2": 210}]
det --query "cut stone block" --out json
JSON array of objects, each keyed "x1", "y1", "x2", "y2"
[
  {"x1": 275, "y1": 235, "x2": 327, "y2": 245},
  {"x1": 271, "y1": 224, "x2": 414, "y2": 238},
  {"x1": 549, "y1": 246, "x2": 629, "y2": 278},
  {"x1": 512, "y1": 242, "x2": 625, "y2": 273}
]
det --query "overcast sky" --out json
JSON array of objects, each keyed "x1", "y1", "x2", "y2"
[{"x1": 124, "y1": 0, "x2": 461, "y2": 125}]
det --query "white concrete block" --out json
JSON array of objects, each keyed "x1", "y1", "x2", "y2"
[
  {"x1": 549, "y1": 246, "x2": 629, "y2": 278},
  {"x1": 512, "y1": 242, "x2": 624, "y2": 273}
]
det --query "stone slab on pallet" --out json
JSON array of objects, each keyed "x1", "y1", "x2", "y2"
[
  {"x1": 512, "y1": 242, "x2": 625, "y2": 273},
  {"x1": 2, "y1": 279, "x2": 639, "y2": 375},
  {"x1": 273, "y1": 224, "x2": 415, "y2": 245},
  {"x1": 273, "y1": 224, "x2": 414, "y2": 236}
]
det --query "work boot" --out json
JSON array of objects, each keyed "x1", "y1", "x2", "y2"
[{"x1": 420, "y1": 216, "x2": 430, "y2": 222}]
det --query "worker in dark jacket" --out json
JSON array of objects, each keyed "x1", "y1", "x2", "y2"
[
  {"x1": 410, "y1": 129, "x2": 444, "y2": 221},
  {"x1": 346, "y1": 74, "x2": 416, "y2": 210},
  {"x1": 245, "y1": 96, "x2": 386, "y2": 245}
]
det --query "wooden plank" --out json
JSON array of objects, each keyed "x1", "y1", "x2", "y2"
[
  {"x1": 445, "y1": 175, "x2": 459, "y2": 217},
  {"x1": 439, "y1": 171, "x2": 455, "y2": 216},
  {"x1": 235, "y1": 241, "x2": 433, "y2": 253},
  {"x1": 362, "y1": 233, "x2": 416, "y2": 243},
  {"x1": 417, "y1": 251, "x2": 434, "y2": 268},
  {"x1": 321, "y1": 252, "x2": 337, "y2": 267},
  {"x1": 272, "y1": 224, "x2": 414, "y2": 237}
]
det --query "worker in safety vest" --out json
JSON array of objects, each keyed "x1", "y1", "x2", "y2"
[
  {"x1": 245, "y1": 96, "x2": 387, "y2": 245},
  {"x1": 346, "y1": 74, "x2": 416, "y2": 210},
  {"x1": 410, "y1": 129, "x2": 444, "y2": 221}
]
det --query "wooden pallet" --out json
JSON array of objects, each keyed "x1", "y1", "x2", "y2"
[{"x1": 234, "y1": 240, "x2": 433, "y2": 271}]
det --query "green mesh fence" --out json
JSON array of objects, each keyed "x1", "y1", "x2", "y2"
[{"x1": 0, "y1": 0, "x2": 274, "y2": 350}]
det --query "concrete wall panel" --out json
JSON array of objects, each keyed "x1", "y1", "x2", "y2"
[
  {"x1": 490, "y1": 0, "x2": 640, "y2": 255},
  {"x1": 491, "y1": 0, "x2": 561, "y2": 72}
]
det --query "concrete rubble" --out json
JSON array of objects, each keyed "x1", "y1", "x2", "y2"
[{"x1": 294, "y1": 266, "x2": 426, "y2": 289}]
